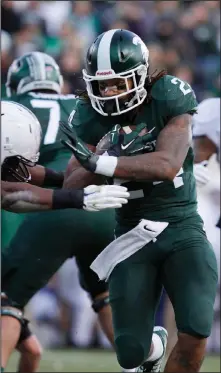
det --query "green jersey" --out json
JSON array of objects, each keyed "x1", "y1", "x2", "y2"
[
  {"x1": 70, "y1": 75, "x2": 198, "y2": 225},
  {"x1": 2, "y1": 92, "x2": 77, "y2": 248},
  {"x1": 4, "y1": 92, "x2": 77, "y2": 166}
]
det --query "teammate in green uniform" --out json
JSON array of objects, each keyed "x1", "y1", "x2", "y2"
[
  {"x1": 1, "y1": 52, "x2": 73, "y2": 249},
  {"x1": 61, "y1": 29, "x2": 218, "y2": 372},
  {"x1": 1, "y1": 54, "x2": 130, "y2": 372}
]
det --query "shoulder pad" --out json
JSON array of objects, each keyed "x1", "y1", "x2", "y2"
[
  {"x1": 68, "y1": 98, "x2": 99, "y2": 144},
  {"x1": 69, "y1": 98, "x2": 96, "y2": 128},
  {"x1": 151, "y1": 74, "x2": 198, "y2": 118},
  {"x1": 151, "y1": 75, "x2": 192, "y2": 101}
]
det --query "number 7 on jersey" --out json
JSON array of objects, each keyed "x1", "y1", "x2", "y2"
[{"x1": 31, "y1": 99, "x2": 60, "y2": 145}]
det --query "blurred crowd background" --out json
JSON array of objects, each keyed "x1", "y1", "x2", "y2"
[
  {"x1": 1, "y1": 0, "x2": 220, "y2": 353},
  {"x1": 1, "y1": 0, "x2": 220, "y2": 100}
]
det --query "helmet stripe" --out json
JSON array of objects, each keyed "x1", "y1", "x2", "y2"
[
  {"x1": 26, "y1": 52, "x2": 46, "y2": 81},
  {"x1": 97, "y1": 29, "x2": 119, "y2": 71},
  {"x1": 32, "y1": 52, "x2": 46, "y2": 80},
  {"x1": 26, "y1": 55, "x2": 36, "y2": 80}
]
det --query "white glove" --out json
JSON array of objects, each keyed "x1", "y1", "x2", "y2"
[
  {"x1": 193, "y1": 161, "x2": 210, "y2": 187},
  {"x1": 83, "y1": 185, "x2": 130, "y2": 211}
]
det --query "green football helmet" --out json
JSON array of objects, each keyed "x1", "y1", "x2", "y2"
[
  {"x1": 6, "y1": 51, "x2": 63, "y2": 97},
  {"x1": 83, "y1": 29, "x2": 149, "y2": 116}
]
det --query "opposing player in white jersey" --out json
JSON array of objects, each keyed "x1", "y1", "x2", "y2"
[
  {"x1": 193, "y1": 97, "x2": 220, "y2": 261},
  {"x1": 192, "y1": 97, "x2": 220, "y2": 353}
]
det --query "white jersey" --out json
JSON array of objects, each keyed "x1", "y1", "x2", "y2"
[
  {"x1": 192, "y1": 97, "x2": 220, "y2": 161},
  {"x1": 193, "y1": 97, "x2": 221, "y2": 354},
  {"x1": 193, "y1": 98, "x2": 220, "y2": 278},
  {"x1": 196, "y1": 154, "x2": 220, "y2": 265}
]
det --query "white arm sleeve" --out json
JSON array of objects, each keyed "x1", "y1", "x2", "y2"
[{"x1": 192, "y1": 98, "x2": 220, "y2": 149}]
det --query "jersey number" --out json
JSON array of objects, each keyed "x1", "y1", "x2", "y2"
[
  {"x1": 114, "y1": 168, "x2": 184, "y2": 198},
  {"x1": 171, "y1": 77, "x2": 192, "y2": 96},
  {"x1": 30, "y1": 99, "x2": 60, "y2": 145},
  {"x1": 153, "y1": 167, "x2": 184, "y2": 188}
]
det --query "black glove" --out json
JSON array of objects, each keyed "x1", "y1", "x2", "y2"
[
  {"x1": 60, "y1": 121, "x2": 123, "y2": 175},
  {"x1": 60, "y1": 121, "x2": 100, "y2": 172},
  {"x1": 105, "y1": 134, "x2": 124, "y2": 157}
]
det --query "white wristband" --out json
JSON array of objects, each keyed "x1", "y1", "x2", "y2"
[{"x1": 95, "y1": 156, "x2": 118, "y2": 177}]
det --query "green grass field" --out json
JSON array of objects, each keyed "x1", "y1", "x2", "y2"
[{"x1": 6, "y1": 349, "x2": 221, "y2": 372}]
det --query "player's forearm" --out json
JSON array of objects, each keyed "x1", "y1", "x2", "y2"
[
  {"x1": 73, "y1": 151, "x2": 177, "y2": 182},
  {"x1": 63, "y1": 167, "x2": 101, "y2": 189},
  {"x1": 2, "y1": 181, "x2": 130, "y2": 213},
  {"x1": 63, "y1": 150, "x2": 105, "y2": 189},
  {"x1": 111, "y1": 114, "x2": 191, "y2": 181},
  {"x1": 113, "y1": 152, "x2": 177, "y2": 181},
  {"x1": 1, "y1": 182, "x2": 84, "y2": 213},
  {"x1": 65, "y1": 113, "x2": 191, "y2": 182},
  {"x1": 28, "y1": 165, "x2": 46, "y2": 186},
  {"x1": 29, "y1": 165, "x2": 64, "y2": 188}
]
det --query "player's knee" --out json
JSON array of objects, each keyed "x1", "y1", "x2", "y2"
[
  {"x1": 25, "y1": 344, "x2": 43, "y2": 361},
  {"x1": 31, "y1": 347, "x2": 42, "y2": 361},
  {"x1": 27, "y1": 340, "x2": 43, "y2": 360},
  {"x1": 115, "y1": 334, "x2": 147, "y2": 369},
  {"x1": 177, "y1": 299, "x2": 214, "y2": 338},
  {"x1": 18, "y1": 335, "x2": 43, "y2": 360}
]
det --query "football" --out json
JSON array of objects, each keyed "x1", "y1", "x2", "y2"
[
  {"x1": 119, "y1": 125, "x2": 148, "y2": 137},
  {"x1": 96, "y1": 131, "x2": 113, "y2": 155},
  {"x1": 96, "y1": 125, "x2": 148, "y2": 155},
  {"x1": 119, "y1": 125, "x2": 136, "y2": 134}
]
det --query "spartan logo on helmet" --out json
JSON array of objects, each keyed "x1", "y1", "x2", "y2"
[
  {"x1": 132, "y1": 36, "x2": 149, "y2": 63},
  {"x1": 83, "y1": 29, "x2": 150, "y2": 116},
  {"x1": 10, "y1": 59, "x2": 22, "y2": 74},
  {"x1": 6, "y1": 52, "x2": 63, "y2": 97}
]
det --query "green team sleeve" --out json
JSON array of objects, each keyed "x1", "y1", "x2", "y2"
[
  {"x1": 152, "y1": 75, "x2": 198, "y2": 121},
  {"x1": 68, "y1": 98, "x2": 100, "y2": 146}
]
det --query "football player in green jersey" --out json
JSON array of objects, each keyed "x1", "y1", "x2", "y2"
[
  {"x1": 2, "y1": 51, "x2": 167, "y2": 373},
  {"x1": 61, "y1": 29, "x2": 218, "y2": 372},
  {"x1": 1, "y1": 51, "x2": 69, "y2": 248},
  {"x1": 1, "y1": 54, "x2": 130, "y2": 372}
]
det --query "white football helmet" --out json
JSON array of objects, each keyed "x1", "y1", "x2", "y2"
[{"x1": 1, "y1": 101, "x2": 42, "y2": 181}]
